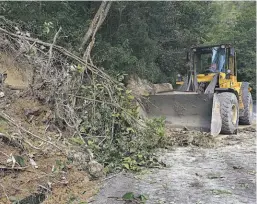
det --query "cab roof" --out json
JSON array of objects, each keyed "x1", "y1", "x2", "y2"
[
  {"x1": 191, "y1": 44, "x2": 233, "y2": 50},
  {"x1": 191, "y1": 44, "x2": 234, "y2": 54}
]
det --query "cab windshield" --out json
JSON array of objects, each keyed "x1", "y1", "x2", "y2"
[
  {"x1": 194, "y1": 47, "x2": 226, "y2": 73},
  {"x1": 210, "y1": 47, "x2": 226, "y2": 72}
]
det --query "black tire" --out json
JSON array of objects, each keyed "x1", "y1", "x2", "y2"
[
  {"x1": 239, "y1": 92, "x2": 253, "y2": 125},
  {"x1": 218, "y1": 92, "x2": 239, "y2": 134}
]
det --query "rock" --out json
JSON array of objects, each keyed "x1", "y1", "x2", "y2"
[
  {"x1": 87, "y1": 160, "x2": 105, "y2": 178},
  {"x1": 0, "y1": 92, "x2": 5, "y2": 98},
  {"x1": 24, "y1": 107, "x2": 42, "y2": 117},
  {"x1": 67, "y1": 149, "x2": 91, "y2": 171},
  {"x1": 126, "y1": 75, "x2": 173, "y2": 120},
  {"x1": 183, "y1": 126, "x2": 189, "y2": 131},
  {"x1": 126, "y1": 75, "x2": 155, "y2": 97},
  {"x1": 153, "y1": 83, "x2": 173, "y2": 93}
]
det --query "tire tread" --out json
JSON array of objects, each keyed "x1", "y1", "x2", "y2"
[
  {"x1": 239, "y1": 92, "x2": 253, "y2": 125},
  {"x1": 218, "y1": 92, "x2": 239, "y2": 134}
]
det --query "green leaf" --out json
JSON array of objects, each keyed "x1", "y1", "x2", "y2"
[
  {"x1": 126, "y1": 127, "x2": 135, "y2": 133},
  {"x1": 14, "y1": 155, "x2": 25, "y2": 167},
  {"x1": 123, "y1": 163, "x2": 130, "y2": 170},
  {"x1": 122, "y1": 192, "x2": 135, "y2": 200},
  {"x1": 70, "y1": 137, "x2": 85, "y2": 145},
  {"x1": 126, "y1": 90, "x2": 132, "y2": 94},
  {"x1": 137, "y1": 194, "x2": 148, "y2": 201},
  {"x1": 123, "y1": 157, "x2": 132, "y2": 162},
  {"x1": 127, "y1": 95, "x2": 135, "y2": 100},
  {"x1": 88, "y1": 140, "x2": 94, "y2": 145},
  {"x1": 112, "y1": 113, "x2": 120, "y2": 117}
]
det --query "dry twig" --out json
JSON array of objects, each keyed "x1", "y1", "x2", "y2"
[
  {"x1": 0, "y1": 184, "x2": 11, "y2": 204},
  {"x1": 0, "y1": 111, "x2": 63, "y2": 152},
  {"x1": 46, "y1": 27, "x2": 62, "y2": 70}
]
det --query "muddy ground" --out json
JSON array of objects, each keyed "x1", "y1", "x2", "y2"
[{"x1": 92, "y1": 123, "x2": 256, "y2": 204}]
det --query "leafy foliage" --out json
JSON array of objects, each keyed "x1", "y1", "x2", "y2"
[
  {"x1": 122, "y1": 192, "x2": 148, "y2": 203},
  {"x1": 74, "y1": 72, "x2": 166, "y2": 172},
  {"x1": 1, "y1": 2, "x2": 255, "y2": 88},
  {"x1": 205, "y1": 2, "x2": 256, "y2": 97}
]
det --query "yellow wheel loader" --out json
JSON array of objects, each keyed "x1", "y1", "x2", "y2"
[{"x1": 145, "y1": 44, "x2": 253, "y2": 136}]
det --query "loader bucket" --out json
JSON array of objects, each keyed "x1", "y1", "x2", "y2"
[{"x1": 143, "y1": 92, "x2": 221, "y2": 134}]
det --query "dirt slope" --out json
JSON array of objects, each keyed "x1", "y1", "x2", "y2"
[
  {"x1": 0, "y1": 53, "x2": 33, "y2": 89},
  {"x1": 92, "y1": 125, "x2": 256, "y2": 204},
  {"x1": 0, "y1": 53, "x2": 100, "y2": 203}
]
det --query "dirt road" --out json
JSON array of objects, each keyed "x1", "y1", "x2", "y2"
[{"x1": 92, "y1": 124, "x2": 256, "y2": 204}]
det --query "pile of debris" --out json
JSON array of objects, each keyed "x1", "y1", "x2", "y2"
[
  {"x1": 0, "y1": 17, "x2": 115, "y2": 203},
  {"x1": 0, "y1": 14, "x2": 166, "y2": 202}
]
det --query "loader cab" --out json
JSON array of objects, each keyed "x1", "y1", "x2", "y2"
[
  {"x1": 176, "y1": 44, "x2": 238, "y2": 91},
  {"x1": 191, "y1": 44, "x2": 237, "y2": 80}
]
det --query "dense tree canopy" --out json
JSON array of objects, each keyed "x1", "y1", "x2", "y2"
[{"x1": 0, "y1": 1, "x2": 256, "y2": 92}]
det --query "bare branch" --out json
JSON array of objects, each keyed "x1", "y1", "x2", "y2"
[
  {"x1": 0, "y1": 111, "x2": 63, "y2": 152},
  {"x1": 79, "y1": 1, "x2": 107, "y2": 51},
  {"x1": 0, "y1": 26, "x2": 117, "y2": 83},
  {"x1": 81, "y1": 1, "x2": 112, "y2": 61},
  {"x1": 47, "y1": 27, "x2": 62, "y2": 69}
]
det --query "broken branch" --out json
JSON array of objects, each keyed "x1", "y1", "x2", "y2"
[
  {"x1": 0, "y1": 111, "x2": 63, "y2": 152},
  {"x1": 47, "y1": 27, "x2": 62, "y2": 69}
]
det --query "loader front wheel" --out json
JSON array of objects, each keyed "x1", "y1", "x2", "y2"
[
  {"x1": 239, "y1": 92, "x2": 253, "y2": 125},
  {"x1": 218, "y1": 92, "x2": 239, "y2": 134}
]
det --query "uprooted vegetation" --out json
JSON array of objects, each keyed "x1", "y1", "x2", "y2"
[
  {"x1": 164, "y1": 125, "x2": 217, "y2": 148},
  {"x1": 0, "y1": 14, "x2": 242, "y2": 202},
  {"x1": 0, "y1": 2, "x2": 255, "y2": 203},
  {"x1": 0, "y1": 17, "x2": 231, "y2": 202},
  {"x1": 0, "y1": 15, "x2": 169, "y2": 202},
  {"x1": 1, "y1": 15, "x2": 253, "y2": 204}
]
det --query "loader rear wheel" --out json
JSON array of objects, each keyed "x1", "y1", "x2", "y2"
[
  {"x1": 218, "y1": 92, "x2": 239, "y2": 134},
  {"x1": 239, "y1": 92, "x2": 253, "y2": 125}
]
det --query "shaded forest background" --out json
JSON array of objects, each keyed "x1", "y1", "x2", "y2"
[{"x1": 0, "y1": 1, "x2": 256, "y2": 93}]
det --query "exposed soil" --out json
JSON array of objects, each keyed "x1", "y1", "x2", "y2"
[
  {"x1": 0, "y1": 52, "x2": 33, "y2": 89},
  {"x1": 0, "y1": 94, "x2": 99, "y2": 204},
  {"x1": 92, "y1": 124, "x2": 256, "y2": 204},
  {"x1": 0, "y1": 54, "x2": 99, "y2": 204}
]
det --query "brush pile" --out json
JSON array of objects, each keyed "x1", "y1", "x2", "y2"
[{"x1": 0, "y1": 13, "x2": 165, "y2": 175}]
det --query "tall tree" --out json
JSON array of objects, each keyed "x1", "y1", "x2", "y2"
[{"x1": 0, "y1": 1, "x2": 255, "y2": 91}]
